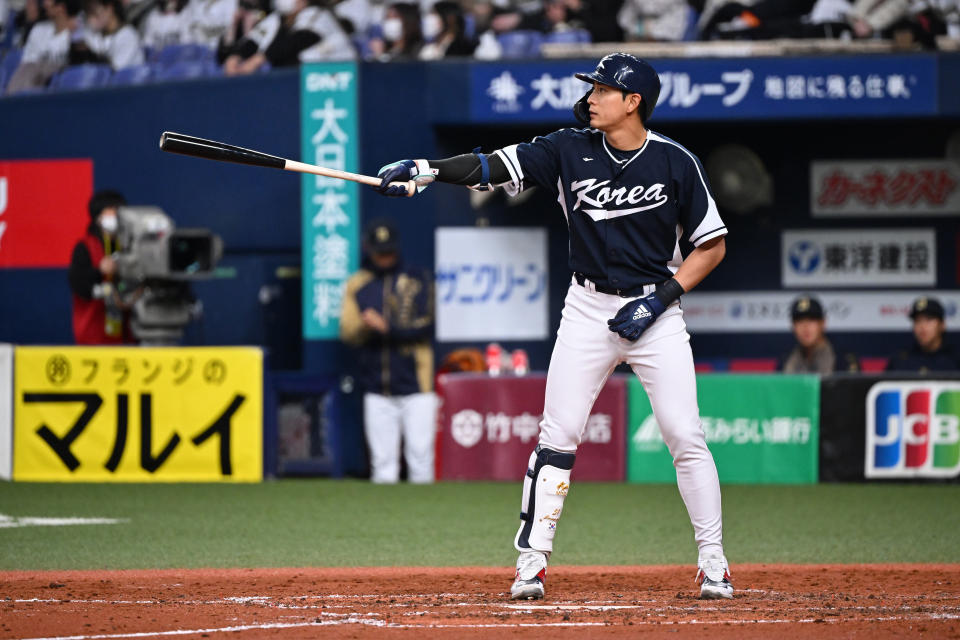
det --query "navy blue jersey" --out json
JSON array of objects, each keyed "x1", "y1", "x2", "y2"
[{"x1": 494, "y1": 128, "x2": 727, "y2": 290}]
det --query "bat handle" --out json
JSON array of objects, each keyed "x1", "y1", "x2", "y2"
[{"x1": 404, "y1": 180, "x2": 417, "y2": 197}]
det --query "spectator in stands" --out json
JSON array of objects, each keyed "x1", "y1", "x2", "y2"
[
  {"x1": 618, "y1": 0, "x2": 689, "y2": 41},
  {"x1": 886, "y1": 296, "x2": 960, "y2": 372},
  {"x1": 217, "y1": 0, "x2": 267, "y2": 52},
  {"x1": 68, "y1": 190, "x2": 137, "y2": 345},
  {"x1": 141, "y1": 0, "x2": 190, "y2": 49},
  {"x1": 8, "y1": 0, "x2": 44, "y2": 48},
  {"x1": 4, "y1": 0, "x2": 80, "y2": 94},
  {"x1": 221, "y1": 0, "x2": 353, "y2": 74},
  {"x1": 369, "y1": 2, "x2": 422, "y2": 60},
  {"x1": 846, "y1": 0, "x2": 910, "y2": 39},
  {"x1": 419, "y1": 0, "x2": 476, "y2": 59},
  {"x1": 700, "y1": 0, "x2": 853, "y2": 39},
  {"x1": 780, "y1": 295, "x2": 859, "y2": 374},
  {"x1": 488, "y1": 0, "x2": 586, "y2": 35},
  {"x1": 182, "y1": 0, "x2": 236, "y2": 48},
  {"x1": 73, "y1": 0, "x2": 145, "y2": 69},
  {"x1": 340, "y1": 219, "x2": 437, "y2": 484},
  {"x1": 569, "y1": 0, "x2": 623, "y2": 42}
]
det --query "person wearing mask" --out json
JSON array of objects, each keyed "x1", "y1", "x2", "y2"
[
  {"x1": 74, "y1": 0, "x2": 145, "y2": 69},
  {"x1": 419, "y1": 0, "x2": 476, "y2": 59},
  {"x1": 340, "y1": 219, "x2": 436, "y2": 484},
  {"x1": 5, "y1": 0, "x2": 81, "y2": 94},
  {"x1": 370, "y1": 2, "x2": 422, "y2": 60},
  {"x1": 780, "y1": 295, "x2": 859, "y2": 374},
  {"x1": 886, "y1": 296, "x2": 960, "y2": 372},
  {"x1": 68, "y1": 190, "x2": 137, "y2": 345},
  {"x1": 221, "y1": 0, "x2": 353, "y2": 74}
]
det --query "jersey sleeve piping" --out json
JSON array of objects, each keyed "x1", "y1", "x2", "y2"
[
  {"x1": 689, "y1": 226, "x2": 728, "y2": 246},
  {"x1": 493, "y1": 145, "x2": 524, "y2": 197}
]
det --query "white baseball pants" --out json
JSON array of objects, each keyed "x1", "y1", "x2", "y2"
[
  {"x1": 529, "y1": 278, "x2": 724, "y2": 556},
  {"x1": 364, "y1": 392, "x2": 437, "y2": 484}
]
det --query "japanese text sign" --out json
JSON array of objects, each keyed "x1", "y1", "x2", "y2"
[
  {"x1": 437, "y1": 373, "x2": 625, "y2": 481},
  {"x1": 628, "y1": 374, "x2": 820, "y2": 484},
  {"x1": 0, "y1": 159, "x2": 92, "y2": 268},
  {"x1": 782, "y1": 228, "x2": 935, "y2": 288},
  {"x1": 301, "y1": 63, "x2": 360, "y2": 339},
  {"x1": 13, "y1": 346, "x2": 263, "y2": 482},
  {"x1": 435, "y1": 227, "x2": 548, "y2": 341},
  {"x1": 811, "y1": 160, "x2": 960, "y2": 217},
  {"x1": 471, "y1": 56, "x2": 936, "y2": 122}
]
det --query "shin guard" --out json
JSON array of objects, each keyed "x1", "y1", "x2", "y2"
[{"x1": 514, "y1": 445, "x2": 576, "y2": 553}]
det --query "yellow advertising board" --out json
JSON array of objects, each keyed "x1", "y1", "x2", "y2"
[{"x1": 14, "y1": 346, "x2": 263, "y2": 482}]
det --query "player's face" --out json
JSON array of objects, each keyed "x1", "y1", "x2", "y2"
[
  {"x1": 587, "y1": 82, "x2": 640, "y2": 131},
  {"x1": 913, "y1": 315, "x2": 944, "y2": 352},
  {"x1": 792, "y1": 318, "x2": 825, "y2": 349}
]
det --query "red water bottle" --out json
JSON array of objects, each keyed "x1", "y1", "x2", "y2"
[
  {"x1": 511, "y1": 349, "x2": 529, "y2": 376},
  {"x1": 486, "y1": 342, "x2": 502, "y2": 376}
]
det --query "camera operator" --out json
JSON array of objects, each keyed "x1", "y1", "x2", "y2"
[{"x1": 68, "y1": 190, "x2": 138, "y2": 345}]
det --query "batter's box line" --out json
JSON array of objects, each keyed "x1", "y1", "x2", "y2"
[{"x1": 13, "y1": 613, "x2": 960, "y2": 640}]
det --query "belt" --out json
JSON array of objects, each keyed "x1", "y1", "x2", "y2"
[{"x1": 574, "y1": 272, "x2": 656, "y2": 298}]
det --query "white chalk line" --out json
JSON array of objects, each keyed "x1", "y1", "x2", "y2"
[{"x1": 10, "y1": 612, "x2": 960, "y2": 640}]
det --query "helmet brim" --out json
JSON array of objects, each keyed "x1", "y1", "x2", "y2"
[{"x1": 575, "y1": 71, "x2": 636, "y2": 93}]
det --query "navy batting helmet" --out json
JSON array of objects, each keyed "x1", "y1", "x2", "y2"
[{"x1": 573, "y1": 53, "x2": 661, "y2": 124}]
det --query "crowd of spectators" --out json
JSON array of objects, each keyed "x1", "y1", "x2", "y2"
[{"x1": 1, "y1": 0, "x2": 958, "y2": 94}]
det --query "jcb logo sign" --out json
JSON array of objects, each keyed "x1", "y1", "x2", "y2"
[{"x1": 866, "y1": 382, "x2": 960, "y2": 478}]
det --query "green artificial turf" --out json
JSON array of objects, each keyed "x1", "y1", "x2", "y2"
[{"x1": 0, "y1": 481, "x2": 958, "y2": 570}]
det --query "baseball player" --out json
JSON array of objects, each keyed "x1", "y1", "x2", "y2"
[{"x1": 374, "y1": 53, "x2": 732, "y2": 601}]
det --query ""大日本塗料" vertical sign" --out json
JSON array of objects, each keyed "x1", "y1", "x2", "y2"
[{"x1": 300, "y1": 63, "x2": 360, "y2": 339}]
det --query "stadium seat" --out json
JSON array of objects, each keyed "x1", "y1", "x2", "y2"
[
  {"x1": 151, "y1": 43, "x2": 215, "y2": 64},
  {"x1": 497, "y1": 30, "x2": 543, "y2": 59},
  {"x1": 109, "y1": 63, "x2": 153, "y2": 86},
  {"x1": 542, "y1": 28, "x2": 591, "y2": 45},
  {"x1": 0, "y1": 47, "x2": 22, "y2": 92},
  {"x1": 2, "y1": 9, "x2": 18, "y2": 50},
  {"x1": 152, "y1": 59, "x2": 220, "y2": 82},
  {"x1": 49, "y1": 64, "x2": 112, "y2": 91},
  {"x1": 682, "y1": 6, "x2": 700, "y2": 41}
]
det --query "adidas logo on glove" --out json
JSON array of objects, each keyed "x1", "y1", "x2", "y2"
[{"x1": 633, "y1": 305, "x2": 652, "y2": 321}]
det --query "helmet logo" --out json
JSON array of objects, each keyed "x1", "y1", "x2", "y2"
[{"x1": 614, "y1": 66, "x2": 634, "y2": 87}]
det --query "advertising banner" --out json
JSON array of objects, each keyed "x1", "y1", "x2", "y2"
[
  {"x1": 811, "y1": 160, "x2": 960, "y2": 217},
  {"x1": 0, "y1": 159, "x2": 93, "y2": 268},
  {"x1": 471, "y1": 56, "x2": 937, "y2": 123},
  {"x1": 628, "y1": 375, "x2": 819, "y2": 484},
  {"x1": 866, "y1": 381, "x2": 960, "y2": 479},
  {"x1": 13, "y1": 346, "x2": 263, "y2": 482},
  {"x1": 435, "y1": 227, "x2": 549, "y2": 341},
  {"x1": 782, "y1": 228, "x2": 935, "y2": 288},
  {"x1": 437, "y1": 373, "x2": 625, "y2": 481},
  {"x1": 301, "y1": 63, "x2": 360, "y2": 339},
  {"x1": 0, "y1": 344, "x2": 11, "y2": 480},
  {"x1": 682, "y1": 290, "x2": 960, "y2": 333}
]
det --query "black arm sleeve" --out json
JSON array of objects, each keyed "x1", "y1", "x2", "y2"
[
  {"x1": 68, "y1": 241, "x2": 101, "y2": 300},
  {"x1": 265, "y1": 30, "x2": 322, "y2": 66},
  {"x1": 428, "y1": 153, "x2": 511, "y2": 186}
]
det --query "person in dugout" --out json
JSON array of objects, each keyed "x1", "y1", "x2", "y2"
[
  {"x1": 68, "y1": 190, "x2": 137, "y2": 345},
  {"x1": 339, "y1": 218, "x2": 437, "y2": 484},
  {"x1": 886, "y1": 296, "x2": 960, "y2": 373}
]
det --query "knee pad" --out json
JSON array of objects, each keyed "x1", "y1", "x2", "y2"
[{"x1": 514, "y1": 445, "x2": 576, "y2": 553}]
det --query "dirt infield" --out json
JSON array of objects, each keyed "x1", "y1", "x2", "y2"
[{"x1": 2, "y1": 564, "x2": 959, "y2": 639}]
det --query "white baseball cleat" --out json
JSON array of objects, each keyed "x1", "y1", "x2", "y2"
[
  {"x1": 510, "y1": 551, "x2": 548, "y2": 600},
  {"x1": 696, "y1": 553, "x2": 734, "y2": 599}
]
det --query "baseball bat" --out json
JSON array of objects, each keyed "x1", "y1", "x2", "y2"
[{"x1": 158, "y1": 131, "x2": 417, "y2": 196}]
